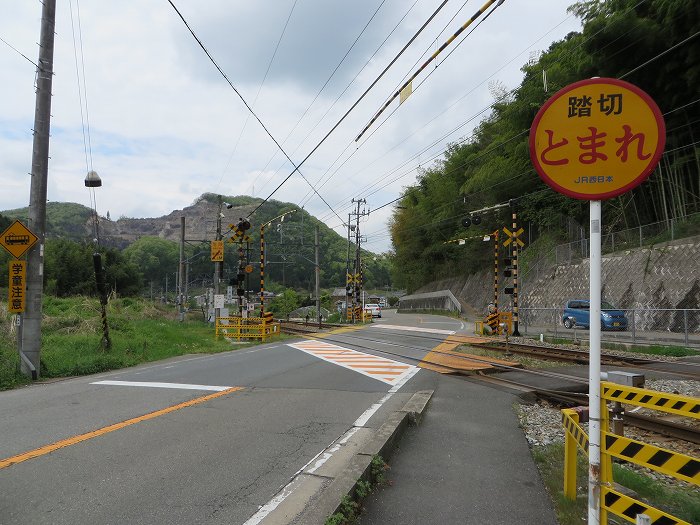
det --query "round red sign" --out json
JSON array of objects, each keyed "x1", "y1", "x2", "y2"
[{"x1": 529, "y1": 78, "x2": 665, "y2": 200}]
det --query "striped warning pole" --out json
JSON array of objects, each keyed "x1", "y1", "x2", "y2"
[
  {"x1": 355, "y1": 0, "x2": 500, "y2": 142},
  {"x1": 511, "y1": 210, "x2": 521, "y2": 336},
  {"x1": 259, "y1": 226, "x2": 265, "y2": 318},
  {"x1": 493, "y1": 230, "x2": 499, "y2": 312}
]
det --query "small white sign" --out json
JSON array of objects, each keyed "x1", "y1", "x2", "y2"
[
  {"x1": 214, "y1": 294, "x2": 225, "y2": 309},
  {"x1": 226, "y1": 286, "x2": 233, "y2": 302}
]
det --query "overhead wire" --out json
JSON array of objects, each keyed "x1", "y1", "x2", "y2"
[
  {"x1": 250, "y1": 0, "x2": 389, "y2": 198},
  {"x1": 324, "y1": 0, "x2": 665, "y2": 232},
  {"x1": 355, "y1": 0, "x2": 504, "y2": 142},
  {"x1": 166, "y1": 0, "x2": 347, "y2": 225},
  {"x1": 0, "y1": 35, "x2": 38, "y2": 67},
  {"x1": 295, "y1": 0, "x2": 422, "y2": 207},
  {"x1": 316, "y1": 7, "x2": 581, "y2": 223},
  {"x1": 69, "y1": 0, "x2": 100, "y2": 244},
  {"x1": 248, "y1": 0, "x2": 453, "y2": 217},
  {"x1": 219, "y1": 0, "x2": 299, "y2": 193}
]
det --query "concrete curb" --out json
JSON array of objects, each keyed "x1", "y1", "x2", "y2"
[
  {"x1": 251, "y1": 390, "x2": 433, "y2": 525},
  {"x1": 292, "y1": 390, "x2": 434, "y2": 524}
]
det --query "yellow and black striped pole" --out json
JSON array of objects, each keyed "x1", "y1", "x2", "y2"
[
  {"x1": 511, "y1": 210, "x2": 521, "y2": 336},
  {"x1": 493, "y1": 230, "x2": 499, "y2": 312},
  {"x1": 356, "y1": 0, "x2": 500, "y2": 142},
  {"x1": 259, "y1": 226, "x2": 265, "y2": 318}
]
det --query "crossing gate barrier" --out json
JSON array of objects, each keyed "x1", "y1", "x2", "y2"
[
  {"x1": 215, "y1": 315, "x2": 280, "y2": 341},
  {"x1": 562, "y1": 381, "x2": 699, "y2": 525},
  {"x1": 482, "y1": 311, "x2": 512, "y2": 335}
]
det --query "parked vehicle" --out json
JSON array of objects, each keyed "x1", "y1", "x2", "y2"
[
  {"x1": 562, "y1": 300, "x2": 628, "y2": 330},
  {"x1": 364, "y1": 303, "x2": 381, "y2": 318}
]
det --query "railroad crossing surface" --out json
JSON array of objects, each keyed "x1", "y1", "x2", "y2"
[{"x1": 0, "y1": 310, "x2": 557, "y2": 524}]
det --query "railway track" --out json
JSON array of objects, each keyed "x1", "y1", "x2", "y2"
[
  {"x1": 271, "y1": 321, "x2": 699, "y2": 444},
  {"x1": 472, "y1": 340, "x2": 700, "y2": 380},
  {"x1": 468, "y1": 372, "x2": 700, "y2": 445}
]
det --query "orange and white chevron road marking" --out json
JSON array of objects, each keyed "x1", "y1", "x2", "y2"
[{"x1": 287, "y1": 340, "x2": 417, "y2": 386}]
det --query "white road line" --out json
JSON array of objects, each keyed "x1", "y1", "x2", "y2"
[
  {"x1": 91, "y1": 380, "x2": 231, "y2": 391},
  {"x1": 241, "y1": 378, "x2": 412, "y2": 525},
  {"x1": 370, "y1": 324, "x2": 455, "y2": 335}
]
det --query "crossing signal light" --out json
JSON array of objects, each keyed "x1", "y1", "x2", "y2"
[
  {"x1": 472, "y1": 215, "x2": 481, "y2": 225},
  {"x1": 504, "y1": 286, "x2": 514, "y2": 295},
  {"x1": 237, "y1": 218, "x2": 251, "y2": 231},
  {"x1": 461, "y1": 217, "x2": 471, "y2": 227},
  {"x1": 503, "y1": 257, "x2": 513, "y2": 278}
]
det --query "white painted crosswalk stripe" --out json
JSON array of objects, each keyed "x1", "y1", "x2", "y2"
[
  {"x1": 91, "y1": 380, "x2": 231, "y2": 391},
  {"x1": 369, "y1": 324, "x2": 455, "y2": 335},
  {"x1": 287, "y1": 340, "x2": 417, "y2": 386}
]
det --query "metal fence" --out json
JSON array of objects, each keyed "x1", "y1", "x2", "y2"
[
  {"x1": 524, "y1": 212, "x2": 700, "y2": 277},
  {"x1": 519, "y1": 307, "x2": 700, "y2": 348}
]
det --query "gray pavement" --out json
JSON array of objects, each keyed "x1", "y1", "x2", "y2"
[{"x1": 358, "y1": 361, "x2": 558, "y2": 525}]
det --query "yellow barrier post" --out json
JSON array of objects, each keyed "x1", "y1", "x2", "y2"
[{"x1": 563, "y1": 409, "x2": 579, "y2": 501}]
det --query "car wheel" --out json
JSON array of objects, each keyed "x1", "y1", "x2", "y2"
[{"x1": 563, "y1": 318, "x2": 574, "y2": 329}]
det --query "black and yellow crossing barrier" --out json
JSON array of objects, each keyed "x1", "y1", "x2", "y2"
[
  {"x1": 562, "y1": 381, "x2": 699, "y2": 524},
  {"x1": 215, "y1": 315, "x2": 280, "y2": 341},
  {"x1": 602, "y1": 383, "x2": 700, "y2": 418},
  {"x1": 603, "y1": 487, "x2": 690, "y2": 525}
]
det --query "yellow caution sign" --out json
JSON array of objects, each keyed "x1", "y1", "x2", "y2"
[
  {"x1": 0, "y1": 220, "x2": 38, "y2": 259},
  {"x1": 8, "y1": 260, "x2": 26, "y2": 313},
  {"x1": 211, "y1": 240, "x2": 224, "y2": 262}
]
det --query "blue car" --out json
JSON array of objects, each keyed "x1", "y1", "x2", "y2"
[{"x1": 562, "y1": 300, "x2": 628, "y2": 331}]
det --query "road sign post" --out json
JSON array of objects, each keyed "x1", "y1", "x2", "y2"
[{"x1": 530, "y1": 78, "x2": 665, "y2": 525}]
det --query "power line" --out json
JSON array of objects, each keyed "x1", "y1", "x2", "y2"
[
  {"x1": 355, "y1": 0, "x2": 504, "y2": 141},
  {"x1": 251, "y1": 0, "x2": 389, "y2": 198},
  {"x1": 249, "y1": 0, "x2": 452, "y2": 216},
  {"x1": 0, "y1": 35, "x2": 38, "y2": 67},
  {"x1": 222, "y1": 0, "x2": 300, "y2": 193},
  {"x1": 166, "y1": 0, "x2": 347, "y2": 224}
]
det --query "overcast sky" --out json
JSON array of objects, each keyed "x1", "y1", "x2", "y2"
[{"x1": 0, "y1": 0, "x2": 581, "y2": 252}]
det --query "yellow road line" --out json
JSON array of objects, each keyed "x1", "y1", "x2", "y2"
[{"x1": 0, "y1": 386, "x2": 243, "y2": 470}]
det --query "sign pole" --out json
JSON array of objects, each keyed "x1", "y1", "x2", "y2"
[{"x1": 588, "y1": 200, "x2": 602, "y2": 525}]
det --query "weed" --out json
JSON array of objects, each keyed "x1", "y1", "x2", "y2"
[
  {"x1": 370, "y1": 454, "x2": 389, "y2": 485},
  {"x1": 531, "y1": 441, "x2": 700, "y2": 525},
  {"x1": 355, "y1": 480, "x2": 372, "y2": 499}
]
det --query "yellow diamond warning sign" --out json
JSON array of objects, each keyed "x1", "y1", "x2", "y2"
[{"x1": 0, "y1": 220, "x2": 38, "y2": 259}]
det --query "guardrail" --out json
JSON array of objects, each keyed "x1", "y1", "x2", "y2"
[
  {"x1": 519, "y1": 307, "x2": 700, "y2": 347},
  {"x1": 562, "y1": 381, "x2": 699, "y2": 525},
  {"x1": 215, "y1": 315, "x2": 280, "y2": 341}
]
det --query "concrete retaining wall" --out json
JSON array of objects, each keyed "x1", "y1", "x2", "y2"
[{"x1": 411, "y1": 236, "x2": 700, "y2": 331}]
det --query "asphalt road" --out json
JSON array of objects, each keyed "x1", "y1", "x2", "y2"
[{"x1": 0, "y1": 310, "x2": 464, "y2": 524}]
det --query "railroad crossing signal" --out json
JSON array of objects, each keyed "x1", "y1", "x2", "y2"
[
  {"x1": 502, "y1": 226, "x2": 525, "y2": 247},
  {"x1": 0, "y1": 220, "x2": 38, "y2": 259},
  {"x1": 210, "y1": 240, "x2": 224, "y2": 262},
  {"x1": 347, "y1": 273, "x2": 360, "y2": 284}
]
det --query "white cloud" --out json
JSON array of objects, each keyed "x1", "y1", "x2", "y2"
[{"x1": 0, "y1": 0, "x2": 581, "y2": 251}]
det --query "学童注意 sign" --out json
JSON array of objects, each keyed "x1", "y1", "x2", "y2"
[{"x1": 529, "y1": 78, "x2": 665, "y2": 200}]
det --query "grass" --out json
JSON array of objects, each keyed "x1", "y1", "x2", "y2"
[
  {"x1": 544, "y1": 336, "x2": 698, "y2": 357},
  {"x1": 455, "y1": 344, "x2": 562, "y2": 368},
  {"x1": 531, "y1": 442, "x2": 700, "y2": 525},
  {"x1": 0, "y1": 296, "x2": 262, "y2": 389}
]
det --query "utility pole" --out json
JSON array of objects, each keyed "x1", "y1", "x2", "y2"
[
  {"x1": 351, "y1": 198, "x2": 368, "y2": 322},
  {"x1": 22, "y1": 0, "x2": 56, "y2": 377},
  {"x1": 179, "y1": 216, "x2": 186, "y2": 322},
  {"x1": 214, "y1": 196, "x2": 223, "y2": 321},
  {"x1": 345, "y1": 213, "x2": 352, "y2": 322},
  {"x1": 315, "y1": 226, "x2": 321, "y2": 327}
]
